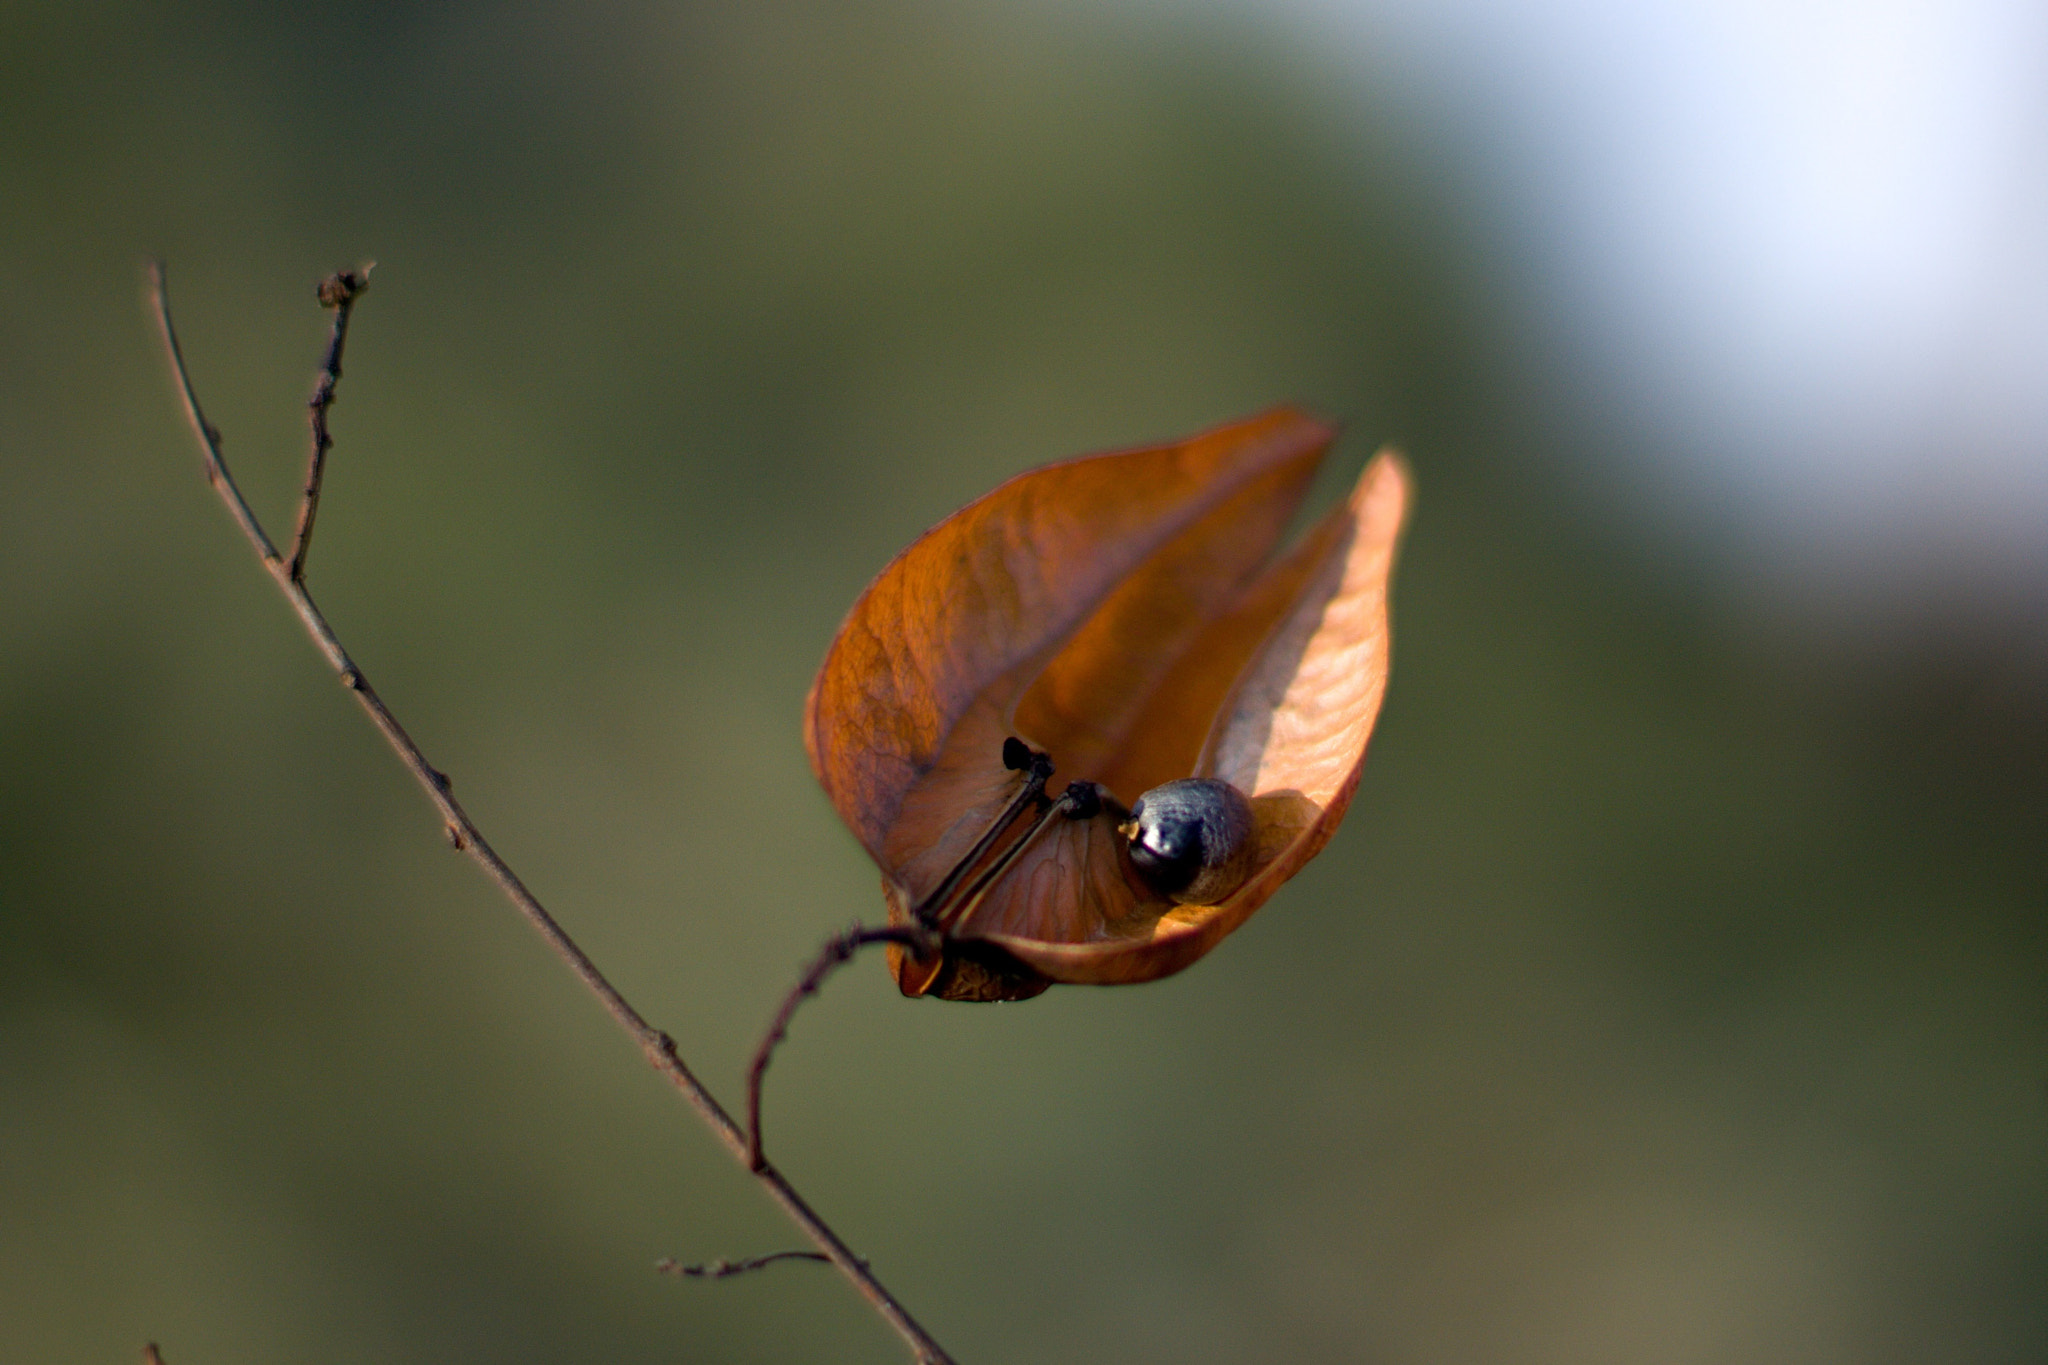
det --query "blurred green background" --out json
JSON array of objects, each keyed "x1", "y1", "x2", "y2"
[{"x1": 3, "y1": 2, "x2": 2043, "y2": 1362}]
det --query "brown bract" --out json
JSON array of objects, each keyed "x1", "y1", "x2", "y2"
[{"x1": 805, "y1": 408, "x2": 1409, "y2": 1001}]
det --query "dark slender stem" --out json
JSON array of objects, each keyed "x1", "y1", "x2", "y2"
[
  {"x1": 935, "y1": 783, "x2": 1091, "y2": 934},
  {"x1": 146, "y1": 263, "x2": 958, "y2": 1365},
  {"x1": 747, "y1": 924, "x2": 931, "y2": 1172},
  {"x1": 657, "y1": 1251, "x2": 832, "y2": 1279},
  {"x1": 910, "y1": 747, "x2": 1051, "y2": 928},
  {"x1": 290, "y1": 267, "x2": 369, "y2": 582}
]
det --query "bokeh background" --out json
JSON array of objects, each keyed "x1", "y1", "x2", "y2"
[{"x1": 4, "y1": 2, "x2": 2044, "y2": 1361}]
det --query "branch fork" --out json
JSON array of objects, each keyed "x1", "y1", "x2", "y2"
[{"x1": 148, "y1": 263, "x2": 957, "y2": 1365}]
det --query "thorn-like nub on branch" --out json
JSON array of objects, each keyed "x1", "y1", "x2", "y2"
[{"x1": 317, "y1": 270, "x2": 368, "y2": 309}]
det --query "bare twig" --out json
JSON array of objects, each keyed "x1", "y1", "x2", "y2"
[
  {"x1": 740, "y1": 748, "x2": 1081, "y2": 1171},
  {"x1": 289, "y1": 266, "x2": 369, "y2": 581},
  {"x1": 146, "y1": 262, "x2": 957, "y2": 1365},
  {"x1": 142, "y1": 1346, "x2": 167, "y2": 1365},
  {"x1": 657, "y1": 1251, "x2": 833, "y2": 1279},
  {"x1": 747, "y1": 923, "x2": 931, "y2": 1171}
]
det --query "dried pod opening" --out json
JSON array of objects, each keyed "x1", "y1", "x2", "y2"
[{"x1": 804, "y1": 409, "x2": 1407, "y2": 998}]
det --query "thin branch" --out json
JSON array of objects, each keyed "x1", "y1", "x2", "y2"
[
  {"x1": 150, "y1": 265, "x2": 281, "y2": 564},
  {"x1": 738, "y1": 752, "x2": 1083, "y2": 1171},
  {"x1": 146, "y1": 262, "x2": 957, "y2": 1365},
  {"x1": 142, "y1": 1346, "x2": 168, "y2": 1365},
  {"x1": 747, "y1": 924, "x2": 931, "y2": 1172},
  {"x1": 289, "y1": 266, "x2": 370, "y2": 581},
  {"x1": 657, "y1": 1251, "x2": 833, "y2": 1279},
  {"x1": 738, "y1": 773, "x2": 1115, "y2": 1170}
]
